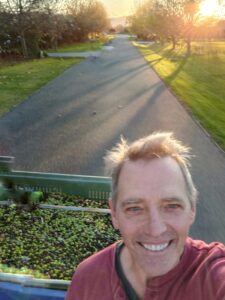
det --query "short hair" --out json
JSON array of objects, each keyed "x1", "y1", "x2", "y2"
[{"x1": 104, "y1": 132, "x2": 198, "y2": 209}]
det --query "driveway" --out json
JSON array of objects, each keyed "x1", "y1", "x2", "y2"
[{"x1": 0, "y1": 34, "x2": 225, "y2": 243}]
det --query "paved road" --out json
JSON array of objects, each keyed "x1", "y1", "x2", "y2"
[{"x1": 0, "y1": 35, "x2": 225, "y2": 243}]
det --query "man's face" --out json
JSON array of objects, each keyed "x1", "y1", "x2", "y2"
[{"x1": 110, "y1": 157, "x2": 196, "y2": 279}]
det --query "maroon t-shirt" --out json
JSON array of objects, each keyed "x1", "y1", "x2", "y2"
[{"x1": 65, "y1": 237, "x2": 225, "y2": 300}]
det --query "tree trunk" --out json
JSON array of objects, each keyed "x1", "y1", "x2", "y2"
[
  {"x1": 51, "y1": 35, "x2": 58, "y2": 50},
  {"x1": 186, "y1": 37, "x2": 191, "y2": 56},
  {"x1": 20, "y1": 31, "x2": 29, "y2": 58},
  {"x1": 171, "y1": 36, "x2": 176, "y2": 50}
]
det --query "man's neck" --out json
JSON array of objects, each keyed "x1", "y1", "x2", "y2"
[{"x1": 120, "y1": 246, "x2": 147, "y2": 300}]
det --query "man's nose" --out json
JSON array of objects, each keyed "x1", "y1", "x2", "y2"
[{"x1": 143, "y1": 208, "x2": 167, "y2": 237}]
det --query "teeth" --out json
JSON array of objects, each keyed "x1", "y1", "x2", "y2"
[{"x1": 142, "y1": 242, "x2": 169, "y2": 252}]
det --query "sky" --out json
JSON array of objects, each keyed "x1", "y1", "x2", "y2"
[
  {"x1": 100, "y1": 0, "x2": 138, "y2": 18},
  {"x1": 101, "y1": 0, "x2": 225, "y2": 19},
  {"x1": 199, "y1": 0, "x2": 225, "y2": 18}
]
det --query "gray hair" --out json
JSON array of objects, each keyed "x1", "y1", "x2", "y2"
[{"x1": 104, "y1": 132, "x2": 198, "y2": 209}]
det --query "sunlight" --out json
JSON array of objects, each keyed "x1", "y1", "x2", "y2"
[
  {"x1": 199, "y1": 0, "x2": 225, "y2": 17},
  {"x1": 101, "y1": 0, "x2": 136, "y2": 17}
]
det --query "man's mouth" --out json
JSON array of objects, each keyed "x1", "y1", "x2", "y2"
[{"x1": 139, "y1": 241, "x2": 171, "y2": 252}]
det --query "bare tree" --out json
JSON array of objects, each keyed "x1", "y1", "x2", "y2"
[
  {"x1": 0, "y1": 0, "x2": 109, "y2": 58},
  {"x1": 182, "y1": 0, "x2": 200, "y2": 55},
  {"x1": 128, "y1": 1, "x2": 154, "y2": 40},
  {"x1": 3, "y1": 0, "x2": 37, "y2": 57},
  {"x1": 129, "y1": 0, "x2": 219, "y2": 54},
  {"x1": 0, "y1": 0, "x2": 60, "y2": 57},
  {"x1": 66, "y1": 0, "x2": 109, "y2": 41}
]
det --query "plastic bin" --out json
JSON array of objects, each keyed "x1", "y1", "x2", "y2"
[{"x1": 0, "y1": 156, "x2": 112, "y2": 298}]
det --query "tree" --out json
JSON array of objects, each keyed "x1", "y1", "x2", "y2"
[
  {"x1": 0, "y1": 10, "x2": 20, "y2": 56},
  {"x1": 0, "y1": 0, "x2": 109, "y2": 58},
  {"x1": 66, "y1": 0, "x2": 109, "y2": 42},
  {"x1": 0, "y1": 0, "x2": 60, "y2": 57},
  {"x1": 128, "y1": 2, "x2": 154, "y2": 40},
  {"x1": 129, "y1": 0, "x2": 218, "y2": 54},
  {"x1": 182, "y1": 0, "x2": 200, "y2": 55},
  {"x1": 85, "y1": 0, "x2": 109, "y2": 37},
  {"x1": 1, "y1": 0, "x2": 38, "y2": 57},
  {"x1": 129, "y1": 0, "x2": 185, "y2": 46},
  {"x1": 150, "y1": 0, "x2": 184, "y2": 49}
]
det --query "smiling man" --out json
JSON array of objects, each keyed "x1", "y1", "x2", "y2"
[{"x1": 65, "y1": 132, "x2": 225, "y2": 300}]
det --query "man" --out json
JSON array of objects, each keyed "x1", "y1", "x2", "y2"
[{"x1": 65, "y1": 132, "x2": 225, "y2": 300}]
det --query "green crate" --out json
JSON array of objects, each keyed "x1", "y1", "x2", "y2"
[{"x1": 0, "y1": 156, "x2": 111, "y2": 201}]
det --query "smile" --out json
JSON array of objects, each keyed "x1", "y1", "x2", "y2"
[{"x1": 140, "y1": 242, "x2": 170, "y2": 252}]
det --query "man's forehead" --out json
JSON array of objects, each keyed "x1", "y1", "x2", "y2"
[
  {"x1": 119, "y1": 157, "x2": 183, "y2": 178},
  {"x1": 117, "y1": 157, "x2": 188, "y2": 202}
]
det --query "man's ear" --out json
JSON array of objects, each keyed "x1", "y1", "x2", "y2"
[{"x1": 109, "y1": 198, "x2": 119, "y2": 230}]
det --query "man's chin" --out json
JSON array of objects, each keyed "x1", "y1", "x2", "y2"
[{"x1": 132, "y1": 241, "x2": 181, "y2": 278}]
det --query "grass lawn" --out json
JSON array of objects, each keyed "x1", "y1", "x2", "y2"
[
  {"x1": 135, "y1": 41, "x2": 225, "y2": 150},
  {"x1": 47, "y1": 36, "x2": 114, "y2": 53},
  {"x1": 0, "y1": 39, "x2": 113, "y2": 117},
  {"x1": 49, "y1": 41, "x2": 104, "y2": 53},
  {"x1": 0, "y1": 57, "x2": 82, "y2": 116}
]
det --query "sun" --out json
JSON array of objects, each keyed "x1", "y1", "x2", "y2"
[{"x1": 199, "y1": 0, "x2": 224, "y2": 17}]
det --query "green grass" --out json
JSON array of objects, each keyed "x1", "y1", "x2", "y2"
[
  {"x1": 48, "y1": 36, "x2": 114, "y2": 53},
  {"x1": 0, "y1": 38, "x2": 113, "y2": 117},
  {"x1": 50, "y1": 41, "x2": 104, "y2": 53},
  {"x1": 0, "y1": 57, "x2": 82, "y2": 116},
  {"x1": 135, "y1": 41, "x2": 225, "y2": 150}
]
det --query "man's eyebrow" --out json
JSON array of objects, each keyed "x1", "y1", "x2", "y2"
[
  {"x1": 120, "y1": 197, "x2": 186, "y2": 208},
  {"x1": 161, "y1": 197, "x2": 185, "y2": 204},
  {"x1": 121, "y1": 198, "x2": 144, "y2": 207}
]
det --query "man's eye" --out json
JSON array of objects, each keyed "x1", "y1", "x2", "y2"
[
  {"x1": 166, "y1": 204, "x2": 181, "y2": 210},
  {"x1": 126, "y1": 207, "x2": 142, "y2": 212}
]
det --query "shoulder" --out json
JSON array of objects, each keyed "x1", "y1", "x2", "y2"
[
  {"x1": 186, "y1": 238, "x2": 225, "y2": 298},
  {"x1": 65, "y1": 242, "x2": 120, "y2": 300},
  {"x1": 187, "y1": 237, "x2": 225, "y2": 260},
  {"x1": 76, "y1": 242, "x2": 117, "y2": 276}
]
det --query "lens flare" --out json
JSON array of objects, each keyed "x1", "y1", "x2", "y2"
[{"x1": 199, "y1": 0, "x2": 225, "y2": 17}]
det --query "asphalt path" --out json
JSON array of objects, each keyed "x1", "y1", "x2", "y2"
[{"x1": 0, "y1": 35, "x2": 225, "y2": 243}]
